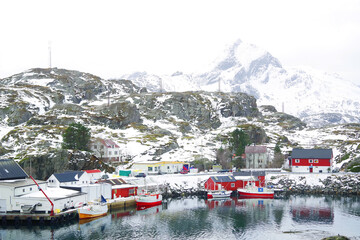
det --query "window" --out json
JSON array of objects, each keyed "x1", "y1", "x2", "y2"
[
  {"x1": 155, "y1": 167, "x2": 158, "y2": 171},
  {"x1": 94, "y1": 145, "x2": 97, "y2": 149},
  {"x1": 148, "y1": 167, "x2": 153, "y2": 171},
  {"x1": 309, "y1": 159, "x2": 313, "y2": 163},
  {"x1": 114, "y1": 151, "x2": 118, "y2": 155},
  {"x1": 23, "y1": 189, "x2": 25, "y2": 192},
  {"x1": 314, "y1": 159, "x2": 319, "y2": 163},
  {"x1": 129, "y1": 189, "x2": 135, "y2": 195},
  {"x1": 30, "y1": 187, "x2": 32, "y2": 191},
  {"x1": 167, "y1": 166, "x2": 170, "y2": 169},
  {"x1": 231, "y1": 183, "x2": 235, "y2": 187},
  {"x1": 295, "y1": 159, "x2": 300, "y2": 163},
  {"x1": 101, "y1": 145, "x2": 104, "y2": 149}
]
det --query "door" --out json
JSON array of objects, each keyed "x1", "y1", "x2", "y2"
[
  {"x1": 0, "y1": 199, "x2": 6, "y2": 213},
  {"x1": 309, "y1": 166, "x2": 313, "y2": 173}
]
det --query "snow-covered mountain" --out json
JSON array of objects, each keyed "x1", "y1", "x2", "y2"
[{"x1": 120, "y1": 39, "x2": 360, "y2": 127}]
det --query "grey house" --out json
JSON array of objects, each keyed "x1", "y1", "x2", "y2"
[{"x1": 245, "y1": 146, "x2": 269, "y2": 169}]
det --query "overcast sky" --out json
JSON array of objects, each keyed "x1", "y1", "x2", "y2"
[{"x1": 1, "y1": 0, "x2": 359, "y2": 82}]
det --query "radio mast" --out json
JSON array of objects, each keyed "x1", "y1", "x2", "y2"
[{"x1": 48, "y1": 41, "x2": 52, "y2": 69}]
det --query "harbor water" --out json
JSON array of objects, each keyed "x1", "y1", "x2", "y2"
[{"x1": 1, "y1": 195, "x2": 360, "y2": 240}]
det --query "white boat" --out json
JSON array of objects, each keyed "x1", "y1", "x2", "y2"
[
  {"x1": 207, "y1": 190, "x2": 232, "y2": 199},
  {"x1": 78, "y1": 203, "x2": 108, "y2": 219},
  {"x1": 136, "y1": 193, "x2": 163, "y2": 208},
  {"x1": 237, "y1": 182, "x2": 274, "y2": 199},
  {"x1": 78, "y1": 196, "x2": 108, "y2": 219}
]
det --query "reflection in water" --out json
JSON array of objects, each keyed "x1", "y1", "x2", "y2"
[
  {"x1": 1, "y1": 196, "x2": 360, "y2": 240},
  {"x1": 289, "y1": 196, "x2": 334, "y2": 223}
]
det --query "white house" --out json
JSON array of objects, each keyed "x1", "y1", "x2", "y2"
[
  {"x1": 84, "y1": 169, "x2": 102, "y2": 182},
  {"x1": 131, "y1": 161, "x2": 189, "y2": 175},
  {"x1": 47, "y1": 171, "x2": 91, "y2": 188},
  {"x1": 91, "y1": 138, "x2": 121, "y2": 162}
]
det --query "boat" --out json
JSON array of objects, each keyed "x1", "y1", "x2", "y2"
[
  {"x1": 237, "y1": 182, "x2": 274, "y2": 199},
  {"x1": 136, "y1": 192, "x2": 163, "y2": 208},
  {"x1": 78, "y1": 196, "x2": 108, "y2": 219},
  {"x1": 207, "y1": 190, "x2": 232, "y2": 199}
]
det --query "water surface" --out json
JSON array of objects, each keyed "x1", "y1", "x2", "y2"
[{"x1": 1, "y1": 195, "x2": 360, "y2": 240}]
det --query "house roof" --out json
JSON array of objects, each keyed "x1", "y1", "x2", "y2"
[
  {"x1": 53, "y1": 171, "x2": 85, "y2": 183},
  {"x1": 245, "y1": 146, "x2": 267, "y2": 154},
  {"x1": 291, "y1": 148, "x2": 333, "y2": 159},
  {"x1": 233, "y1": 171, "x2": 265, "y2": 177},
  {"x1": 95, "y1": 138, "x2": 120, "y2": 148},
  {"x1": 0, "y1": 178, "x2": 46, "y2": 188},
  {"x1": 0, "y1": 159, "x2": 28, "y2": 180},
  {"x1": 84, "y1": 169, "x2": 101, "y2": 174},
  {"x1": 97, "y1": 178, "x2": 128, "y2": 185},
  {"x1": 210, "y1": 176, "x2": 236, "y2": 183}
]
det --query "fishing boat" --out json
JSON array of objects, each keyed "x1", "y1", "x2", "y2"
[
  {"x1": 207, "y1": 190, "x2": 232, "y2": 199},
  {"x1": 136, "y1": 192, "x2": 162, "y2": 208},
  {"x1": 237, "y1": 182, "x2": 274, "y2": 199},
  {"x1": 78, "y1": 196, "x2": 108, "y2": 219}
]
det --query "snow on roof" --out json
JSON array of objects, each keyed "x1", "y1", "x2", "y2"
[
  {"x1": 95, "y1": 138, "x2": 119, "y2": 148},
  {"x1": 20, "y1": 187, "x2": 83, "y2": 199},
  {"x1": 210, "y1": 176, "x2": 237, "y2": 183},
  {"x1": 245, "y1": 145, "x2": 267, "y2": 154}
]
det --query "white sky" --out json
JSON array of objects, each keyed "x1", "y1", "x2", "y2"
[{"x1": 0, "y1": 0, "x2": 359, "y2": 82}]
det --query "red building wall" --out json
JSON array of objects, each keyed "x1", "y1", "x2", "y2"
[
  {"x1": 112, "y1": 187, "x2": 137, "y2": 199},
  {"x1": 291, "y1": 158, "x2": 331, "y2": 167}
]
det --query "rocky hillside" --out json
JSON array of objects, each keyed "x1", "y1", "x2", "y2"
[{"x1": 0, "y1": 68, "x2": 359, "y2": 178}]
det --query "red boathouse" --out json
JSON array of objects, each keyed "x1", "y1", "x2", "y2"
[{"x1": 204, "y1": 176, "x2": 237, "y2": 191}]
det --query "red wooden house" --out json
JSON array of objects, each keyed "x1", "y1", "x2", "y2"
[
  {"x1": 290, "y1": 148, "x2": 333, "y2": 173},
  {"x1": 204, "y1": 176, "x2": 237, "y2": 191},
  {"x1": 97, "y1": 178, "x2": 137, "y2": 199}
]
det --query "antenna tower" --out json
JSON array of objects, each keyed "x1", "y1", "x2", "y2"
[
  {"x1": 48, "y1": 41, "x2": 52, "y2": 69},
  {"x1": 159, "y1": 78, "x2": 163, "y2": 93}
]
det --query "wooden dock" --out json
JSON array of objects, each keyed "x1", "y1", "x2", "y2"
[
  {"x1": 107, "y1": 196, "x2": 136, "y2": 210},
  {"x1": 0, "y1": 197, "x2": 137, "y2": 226},
  {"x1": 0, "y1": 209, "x2": 78, "y2": 226}
]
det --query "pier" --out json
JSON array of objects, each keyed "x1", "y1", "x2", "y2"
[{"x1": 0, "y1": 209, "x2": 78, "y2": 226}]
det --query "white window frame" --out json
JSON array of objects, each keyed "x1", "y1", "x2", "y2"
[
  {"x1": 295, "y1": 159, "x2": 300, "y2": 163},
  {"x1": 309, "y1": 159, "x2": 313, "y2": 163}
]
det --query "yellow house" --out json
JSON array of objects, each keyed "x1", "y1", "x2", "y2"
[{"x1": 131, "y1": 161, "x2": 189, "y2": 175}]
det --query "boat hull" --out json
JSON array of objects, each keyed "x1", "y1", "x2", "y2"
[
  {"x1": 238, "y1": 191, "x2": 274, "y2": 199},
  {"x1": 207, "y1": 191, "x2": 232, "y2": 199},
  {"x1": 237, "y1": 188, "x2": 274, "y2": 199},
  {"x1": 78, "y1": 204, "x2": 108, "y2": 219},
  {"x1": 136, "y1": 193, "x2": 162, "y2": 207}
]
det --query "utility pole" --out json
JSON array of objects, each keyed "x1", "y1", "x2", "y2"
[
  {"x1": 159, "y1": 78, "x2": 163, "y2": 93},
  {"x1": 48, "y1": 41, "x2": 52, "y2": 69}
]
